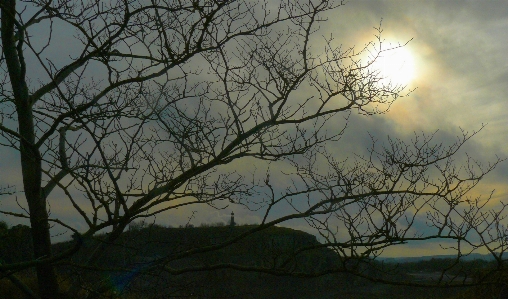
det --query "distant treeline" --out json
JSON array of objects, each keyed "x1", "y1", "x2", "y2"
[{"x1": 383, "y1": 257, "x2": 494, "y2": 277}]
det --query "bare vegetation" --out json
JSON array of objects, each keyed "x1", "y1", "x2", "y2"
[{"x1": 0, "y1": 0, "x2": 506, "y2": 298}]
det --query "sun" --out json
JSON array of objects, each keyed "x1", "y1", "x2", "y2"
[{"x1": 370, "y1": 46, "x2": 416, "y2": 86}]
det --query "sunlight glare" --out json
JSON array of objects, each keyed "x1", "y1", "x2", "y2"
[{"x1": 370, "y1": 46, "x2": 416, "y2": 86}]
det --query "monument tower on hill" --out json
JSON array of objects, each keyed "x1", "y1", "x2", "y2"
[{"x1": 230, "y1": 212, "x2": 235, "y2": 227}]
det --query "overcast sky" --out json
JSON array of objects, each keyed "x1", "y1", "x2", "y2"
[
  {"x1": 234, "y1": 0, "x2": 508, "y2": 257},
  {"x1": 1, "y1": 0, "x2": 507, "y2": 258},
  {"x1": 154, "y1": 0, "x2": 508, "y2": 257},
  {"x1": 319, "y1": 0, "x2": 508, "y2": 256},
  {"x1": 366, "y1": 1, "x2": 507, "y2": 186}
]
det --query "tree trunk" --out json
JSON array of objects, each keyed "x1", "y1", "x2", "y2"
[
  {"x1": 18, "y1": 108, "x2": 60, "y2": 299},
  {"x1": 1, "y1": 0, "x2": 59, "y2": 297}
]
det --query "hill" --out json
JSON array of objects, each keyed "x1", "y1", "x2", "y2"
[
  {"x1": 52, "y1": 224, "x2": 351, "y2": 298},
  {"x1": 0, "y1": 224, "x2": 475, "y2": 299}
]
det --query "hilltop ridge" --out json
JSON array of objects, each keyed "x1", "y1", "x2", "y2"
[
  {"x1": 52, "y1": 224, "x2": 346, "y2": 298},
  {"x1": 1, "y1": 223, "x2": 477, "y2": 299}
]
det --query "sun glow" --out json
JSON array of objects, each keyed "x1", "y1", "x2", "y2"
[{"x1": 370, "y1": 46, "x2": 416, "y2": 86}]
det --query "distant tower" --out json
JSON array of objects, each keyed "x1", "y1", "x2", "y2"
[{"x1": 230, "y1": 212, "x2": 236, "y2": 227}]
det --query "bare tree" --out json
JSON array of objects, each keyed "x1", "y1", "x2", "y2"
[{"x1": 0, "y1": 0, "x2": 504, "y2": 298}]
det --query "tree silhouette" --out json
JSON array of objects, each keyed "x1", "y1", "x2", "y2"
[{"x1": 0, "y1": 0, "x2": 504, "y2": 298}]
